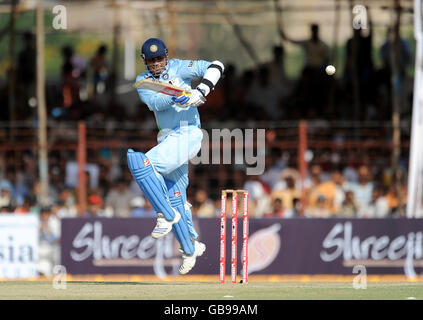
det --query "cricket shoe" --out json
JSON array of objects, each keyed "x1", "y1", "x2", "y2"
[
  {"x1": 178, "y1": 240, "x2": 206, "y2": 275},
  {"x1": 151, "y1": 210, "x2": 181, "y2": 239}
]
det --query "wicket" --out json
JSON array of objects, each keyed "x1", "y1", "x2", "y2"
[{"x1": 220, "y1": 189, "x2": 249, "y2": 284}]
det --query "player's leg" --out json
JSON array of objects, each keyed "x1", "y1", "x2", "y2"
[
  {"x1": 162, "y1": 130, "x2": 206, "y2": 274},
  {"x1": 165, "y1": 165, "x2": 198, "y2": 239},
  {"x1": 164, "y1": 174, "x2": 205, "y2": 274},
  {"x1": 127, "y1": 149, "x2": 181, "y2": 239}
]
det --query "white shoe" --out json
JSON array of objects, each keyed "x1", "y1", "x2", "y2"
[
  {"x1": 151, "y1": 209, "x2": 181, "y2": 239},
  {"x1": 179, "y1": 240, "x2": 206, "y2": 275}
]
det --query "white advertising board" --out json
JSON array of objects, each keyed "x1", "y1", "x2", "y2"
[{"x1": 0, "y1": 214, "x2": 39, "y2": 279}]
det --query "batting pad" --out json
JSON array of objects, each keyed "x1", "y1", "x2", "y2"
[
  {"x1": 165, "y1": 179, "x2": 195, "y2": 255},
  {"x1": 127, "y1": 149, "x2": 177, "y2": 222}
]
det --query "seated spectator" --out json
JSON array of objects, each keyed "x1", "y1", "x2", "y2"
[
  {"x1": 264, "y1": 198, "x2": 293, "y2": 218},
  {"x1": 361, "y1": 185, "x2": 390, "y2": 218},
  {"x1": 271, "y1": 169, "x2": 301, "y2": 211},
  {"x1": 38, "y1": 207, "x2": 60, "y2": 277},
  {"x1": 105, "y1": 178, "x2": 135, "y2": 217},
  {"x1": 339, "y1": 191, "x2": 359, "y2": 218},
  {"x1": 85, "y1": 194, "x2": 106, "y2": 217},
  {"x1": 332, "y1": 169, "x2": 346, "y2": 214},
  {"x1": 33, "y1": 181, "x2": 58, "y2": 207},
  {"x1": 385, "y1": 185, "x2": 407, "y2": 216},
  {"x1": 307, "y1": 195, "x2": 332, "y2": 218},
  {"x1": 193, "y1": 189, "x2": 216, "y2": 218},
  {"x1": 14, "y1": 196, "x2": 35, "y2": 214},
  {"x1": 244, "y1": 175, "x2": 271, "y2": 218},
  {"x1": 0, "y1": 206, "x2": 14, "y2": 213},
  {"x1": 344, "y1": 165, "x2": 373, "y2": 217},
  {"x1": 58, "y1": 187, "x2": 78, "y2": 217},
  {"x1": 308, "y1": 180, "x2": 336, "y2": 215},
  {"x1": 0, "y1": 185, "x2": 14, "y2": 208}
]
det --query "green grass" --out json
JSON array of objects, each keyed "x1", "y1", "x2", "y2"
[{"x1": 0, "y1": 281, "x2": 422, "y2": 300}]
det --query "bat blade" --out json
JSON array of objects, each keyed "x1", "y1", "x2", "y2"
[{"x1": 133, "y1": 79, "x2": 187, "y2": 97}]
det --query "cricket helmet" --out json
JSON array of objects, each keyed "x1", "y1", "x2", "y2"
[{"x1": 141, "y1": 38, "x2": 168, "y2": 60}]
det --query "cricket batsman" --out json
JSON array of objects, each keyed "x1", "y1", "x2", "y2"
[{"x1": 127, "y1": 38, "x2": 224, "y2": 274}]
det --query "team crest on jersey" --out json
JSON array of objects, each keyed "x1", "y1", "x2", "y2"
[
  {"x1": 188, "y1": 60, "x2": 193, "y2": 68},
  {"x1": 174, "y1": 191, "x2": 181, "y2": 197},
  {"x1": 162, "y1": 73, "x2": 169, "y2": 80},
  {"x1": 143, "y1": 159, "x2": 151, "y2": 166},
  {"x1": 149, "y1": 45, "x2": 158, "y2": 53}
]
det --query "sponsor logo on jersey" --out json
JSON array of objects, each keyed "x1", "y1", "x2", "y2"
[
  {"x1": 174, "y1": 191, "x2": 181, "y2": 197},
  {"x1": 188, "y1": 60, "x2": 193, "y2": 68},
  {"x1": 143, "y1": 159, "x2": 151, "y2": 167}
]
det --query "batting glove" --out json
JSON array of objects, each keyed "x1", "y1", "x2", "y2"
[{"x1": 171, "y1": 89, "x2": 206, "y2": 108}]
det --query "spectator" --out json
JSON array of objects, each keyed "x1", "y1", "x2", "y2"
[
  {"x1": 0, "y1": 206, "x2": 14, "y2": 213},
  {"x1": 344, "y1": 165, "x2": 373, "y2": 217},
  {"x1": 105, "y1": 178, "x2": 134, "y2": 217},
  {"x1": 307, "y1": 173, "x2": 337, "y2": 215},
  {"x1": 32, "y1": 181, "x2": 58, "y2": 207},
  {"x1": 85, "y1": 194, "x2": 106, "y2": 217},
  {"x1": 332, "y1": 169, "x2": 346, "y2": 214},
  {"x1": 307, "y1": 195, "x2": 332, "y2": 218},
  {"x1": 263, "y1": 45, "x2": 288, "y2": 84},
  {"x1": 379, "y1": 27, "x2": 411, "y2": 82},
  {"x1": 57, "y1": 188, "x2": 77, "y2": 217},
  {"x1": 193, "y1": 189, "x2": 216, "y2": 218},
  {"x1": 361, "y1": 185, "x2": 390, "y2": 218},
  {"x1": 61, "y1": 57, "x2": 81, "y2": 108},
  {"x1": 14, "y1": 196, "x2": 35, "y2": 214},
  {"x1": 61, "y1": 45, "x2": 87, "y2": 80},
  {"x1": 264, "y1": 198, "x2": 292, "y2": 218},
  {"x1": 38, "y1": 207, "x2": 60, "y2": 277},
  {"x1": 246, "y1": 66, "x2": 283, "y2": 119},
  {"x1": 244, "y1": 175, "x2": 271, "y2": 218},
  {"x1": 339, "y1": 191, "x2": 359, "y2": 218},
  {"x1": 0, "y1": 185, "x2": 14, "y2": 208},
  {"x1": 343, "y1": 6, "x2": 375, "y2": 117},
  {"x1": 281, "y1": 24, "x2": 330, "y2": 116},
  {"x1": 281, "y1": 24, "x2": 329, "y2": 71},
  {"x1": 15, "y1": 31, "x2": 36, "y2": 119},
  {"x1": 271, "y1": 168, "x2": 301, "y2": 212},
  {"x1": 90, "y1": 44, "x2": 108, "y2": 95}
]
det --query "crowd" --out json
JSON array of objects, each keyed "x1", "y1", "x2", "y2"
[
  {"x1": 0, "y1": 17, "x2": 416, "y2": 276},
  {"x1": 0, "y1": 15, "x2": 415, "y2": 222},
  {"x1": 0, "y1": 154, "x2": 410, "y2": 220}
]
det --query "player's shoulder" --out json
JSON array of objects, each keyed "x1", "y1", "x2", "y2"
[
  {"x1": 135, "y1": 72, "x2": 152, "y2": 82},
  {"x1": 168, "y1": 58, "x2": 190, "y2": 68},
  {"x1": 169, "y1": 58, "x2": 209, "y2": 68}
]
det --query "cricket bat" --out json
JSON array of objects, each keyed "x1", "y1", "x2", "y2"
[{"x1": 133, "y1": 78, "x2": 190, "y2": 97}]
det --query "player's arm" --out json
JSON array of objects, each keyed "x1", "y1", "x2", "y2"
[
  {"x1": 173, "y1": 59, "x2": 225, "y2": 107},
  {"x1": 135, "y1": 76, "x2": 174, "y2": 112},
  {"x1": 137, "y1": 89, "x2": 174, "y2": 112}
]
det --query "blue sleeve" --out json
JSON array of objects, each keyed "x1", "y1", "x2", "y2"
[
  {"x1": 177, "y1": 59, "x2": 211, "y2": 80},
  {"x1": 135, "y1": 74, "x2": 174, "y2": 112},
  {"x1": 136, "y1": 88, "x2": 174, "y2": 112}
]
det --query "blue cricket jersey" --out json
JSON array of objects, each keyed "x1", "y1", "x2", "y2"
[{"x1": 135, "y1": 58, "x2": 211, "y2": 131}]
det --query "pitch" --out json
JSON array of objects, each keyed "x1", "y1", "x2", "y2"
[{"x1": 0, "y1": 281, "x2": 422, "y2": 300}]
